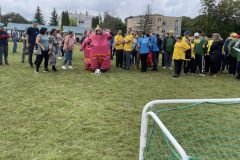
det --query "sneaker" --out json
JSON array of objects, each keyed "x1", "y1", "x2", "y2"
[
  {"x1": 173, "y1": 74, "x2": 180, "y2": 78},
  {"x1": 170, "y1": 67, "x2": 173, "y2": 70},
  {"x1": 58, "y1": 57, "x2": 62, "y2": 60},
  {"x1": 199, "y1": 74, "x2": 206, "y2": 77},
  {"x1": 43, "y1": 69, "x2": 49, "y2": 72},
  {"x1": 0, "y1": 63, "x2": 2, "y2": 65},
  {"x1": 62, "y1": 66, "x2": 67, "y2": 70},
  {"x1": 163, "y1": 67, "x2": 166, "y2": 69},
  {"x1": 34, "y1": 70, "x2": 39, "y2": 74},
  {"x1": 68, "y1": 66, "x2": 73, "y2": 69}
]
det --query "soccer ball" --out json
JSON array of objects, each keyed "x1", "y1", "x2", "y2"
[{"x1": 95, "y1": 69, "x2": 102, "y2": 75}]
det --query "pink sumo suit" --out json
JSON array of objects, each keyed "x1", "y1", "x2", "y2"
[
  {"x1": 87, "y1": 31, "x2": 113, "y2": 71},
  {"x1": 81, "y1": 33, "x2": 92, "y2": 70}
]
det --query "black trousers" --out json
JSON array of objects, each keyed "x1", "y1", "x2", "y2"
[
  {"x1": 205, "y1": 55, "x2": 211, "y2": 73},
  {"x1": 28, "y1": 44, "x2": 35, "y2": 66},
  {"x1": 152, "y1": 51, "x2": 160, "y2": 70},
  {"x1": 237, "y1": 61, "x2": 240, "y2": 79},
  {"x1": 140, "y1": 54, "x2": 148, "y2": 72},
  {"x1": 210, "y1": 62, "x2": 221, "y2": 74},
  {"x1": 184, "y1": 60, "x2": 193, "y2": 73},
  {"x1": 116, "y1": 50, "x2": 123, "y2": 68},
  {"x1": 229, "y1": 56, "x2": 237, "y2": 75},
  {"x1": 35, "y1": 50, "x2": 49, "y2": 71},
  {"x1": 162, "y1": 52, "x2": 165, "y2": 67},
  {"x1": 192, "y1": 54, "x2": 204, "y2": 74},
  {"x1": 221, "y1": 54, "x2": 229, "y2": 72},
  {"x1": 174, "y1": 60, "x2": 184, "y2": 75}
]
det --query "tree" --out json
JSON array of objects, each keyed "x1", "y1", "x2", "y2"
[
  {"x1": 34, "y1": 6, "x2": 45, "y2": 25},
  {"x1": 139, "y1": 3, "x2": 152, "y2": 33},
  {"x1": 1, "y1": 12, "x2": 29, "y2": 25},
  {"x1": 101, "y1": 12, "x2": 126, "y2": 34},
  {"x1": 92, "y1": 16, "x2": 99, "y2": 28},
  {"x1": 69, "y1": 17, "x2": 77, "y2": 26},
  {"x1": 61, "y1": 11, "x2": 70, "y2": 27},
  {"x1": 49, "y1": 8, "x2": 58, "y2": 26}
]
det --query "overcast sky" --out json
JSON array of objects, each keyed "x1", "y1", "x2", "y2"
[{"x1": 0, "y1": 0, "x2": 201, "y2": 22}]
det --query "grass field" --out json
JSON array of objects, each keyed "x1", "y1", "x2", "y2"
[{"x1": 0, "y1": 42, "x2": 239, "y2": 160}]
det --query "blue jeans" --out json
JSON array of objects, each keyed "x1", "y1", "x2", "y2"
[
  {"x1": 0, "y1": 45, "x2": 8, "y2": 64},
  {"x1": 63, "y1": 50, "x2": 73, "y2": 66},
  {"x1": 13, "y1": 40, "x2": 17, "y2": 53}
]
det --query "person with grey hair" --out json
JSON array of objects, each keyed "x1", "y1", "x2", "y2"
[
  {"x1": 209, "y1": 33, "x2": 224, "y2": 77},
  {"x1": 21, "y1": 32, "x2": 28, "y2": 63},
  {"x1": 0, "y1": 23, "x2": 10, "y2": 65},
  {"x1": 12, "y1": 28, "x2": 18, "y2": 54}
]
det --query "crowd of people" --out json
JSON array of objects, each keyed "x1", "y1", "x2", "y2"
[{"x1": 0, "y1": 20, "x2": 240, "y2": 80}]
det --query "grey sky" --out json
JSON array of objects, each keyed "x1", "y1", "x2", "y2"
[{"x1": 0, "y1": 0, "x2": 201, "y2": 22}]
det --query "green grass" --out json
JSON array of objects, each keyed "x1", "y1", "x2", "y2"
[{"x1": 0, "y1": 42, "x2": 239, "y2": 160}]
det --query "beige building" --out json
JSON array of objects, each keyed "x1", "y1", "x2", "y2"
[{"x1": 127, "y1": 14, "x2": 182, "y2": 36}]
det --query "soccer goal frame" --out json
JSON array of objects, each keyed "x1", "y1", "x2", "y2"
[{"x1": 139, "y1": 98, "x2": 240, "y2": 160}]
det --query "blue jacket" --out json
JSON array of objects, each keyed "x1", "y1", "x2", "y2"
[
  {"x1": 150, "y1": 35, "x2": 160, "y2": 52},
  {"x1": 138, "y1": 36, "x2": 150, "y2": 54}
]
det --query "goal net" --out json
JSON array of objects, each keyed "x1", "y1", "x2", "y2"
[{"x1": 139, "y1": 99, "x2": 240, "y2": 160}]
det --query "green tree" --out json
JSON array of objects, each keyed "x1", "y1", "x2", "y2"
[
  {"x1": 49, "y1": 8, "x2": 58, "y2": 26},
  {"x1": 61, "y1": 11, "x2": 70, "y2": 27},
  {"x1": 34, "y1": 6, "x2": 45, "y2": 25},
  {"x1": 69, "y1": 17, "x2": 77, "y2": 26},
  {"x1": 139, "y1": 4, "x2": 152, "y2": 33},
  {"x1": 91, "y1": 16, "x2": 99, "y2": 28},
  {"x1": 101, "y1": 12, "x2": 125, "y2": 34},
  {"x1": 1, "y1": 12, "x2": 29, "y2": 25}
]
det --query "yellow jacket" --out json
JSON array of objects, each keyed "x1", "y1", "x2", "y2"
[
  {"x1": 207, "y1": 39, "x2": 214, "y2": 55},
  {"x1": 191, "y1": 42, "x2": 196, "y2": 59},
  {"x1": 124, "y1": 34, "x2": 134, "y2": 51},
  {"x1": 173, "y1": 41, "x2": 191, "y2": 60},
  {"x1": 115, "y1": 34, "x2": 124, "y2": 50}
]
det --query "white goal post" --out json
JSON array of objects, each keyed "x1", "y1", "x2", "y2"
[{"x1": 139, "y1": 98, "x2": 240, "y2": 160}]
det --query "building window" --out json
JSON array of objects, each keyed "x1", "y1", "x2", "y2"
[
  {"x1": 157, "y1": 26, "x2": 160, "y2": 31},
  {"x1": 162, "y1": 22, "x2": 166, "y2": 25},
  {"x1": 162, "y1": 30, "x2": 165, "y2": 33},
  {"x1": 158, "y1": 18, "x2": 161, "y2": 22},
  {"x1": 79, "y1": 21, "x2": 85, "y2": 24},
  {"x1": 176, "y1": 20, "x2": 179, "y2": 25}
]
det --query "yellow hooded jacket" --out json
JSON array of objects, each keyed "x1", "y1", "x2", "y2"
[{"x1": 173, "y1": 41, "x2": 191, "y2": 60}]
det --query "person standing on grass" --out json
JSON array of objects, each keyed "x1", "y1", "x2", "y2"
[
  {"x1": 35, "y1": 27, "x2": 49, "y2": 73},
  {"x1": 172, "y1": 36, "x2": 191, "y2": 78},
  {"x1": 205, "y1": 35, "x2": 214, "y2": 73},
  {"x1": 115, "y1": 30, "x2": 124, "y2": 68},
  {"x1": 192, "y1": 32, "x2": 207, "y2": 76},
  {"x1": 48, "y1": 29, "x2": 59, "y2": 72},
  {"x1": 21, "y1": 32, "x2": 28, "y2": 63},
  {"x1": 26, "y1": 20, "x2": 40, "y2": 68},
  {"x1": 162, "y1": 30, "x2": 176, "y2": 69},
  {"x1": 123, "y1": 29, "x2": 134, "y2": 70},
  {"x1": 138, "y1": 31, "x2": 151, "y2": 72},
  {"x1": 131, "y1": 33, "x2": 138, "y2": 65},
  {"x1": 0, "y1": 24, "x2": 10, "y2": 65},
  {"x1": 209, "y1": 33, "x2": 224, "y2": 77},
  {"x1": 233, "y1": 37, "x2": 240, "y2": 80},
  {"x1": 150, "y1": 33, "x2": 160, "y2": 71},
  {"x1": 12, "y1": 28, "x2": 18, "y2": 54},
  {"x1": 56, "y1": 30, "x2": 63, "y2": 59},
  {"x1": 62, "y1": 30, "x2": 75, "y2": 70},
  {"x1": 228, "y1": 34, "x2": 239, "y2": 76}
]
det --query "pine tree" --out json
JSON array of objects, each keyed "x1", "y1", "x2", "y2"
[
  {"x1": 139, "y1": 4, "x2": 152, "y2": 33},
  {"x1": 34, "y1": 6, "x2": 45, "y2": 25},
  {"x1": 49, "y1": 8, "x2": 58, "y2": 26}
]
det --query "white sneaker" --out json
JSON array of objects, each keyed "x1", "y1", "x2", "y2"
[
  {"x1": 199, "y1": 74, "x2": 206, "y2": 77},
  {"x1": 62, "y1": 66, "x2": 67, "y2": 70},
  {"x1": 163, "y1": 67, "x2": 166, "y2": 69},
  {"x1": 58, "y1": 57, "x2": 62, "y2": 60},
  {"x1": 68, "y1": 66, "x2": 73, "y2": 69},
  {"x1": 170, "y1": 67, "x2": 173, "y2": 70},
  {"x1": 34, "y1": 70, "x2": 39, "y2": 74}
]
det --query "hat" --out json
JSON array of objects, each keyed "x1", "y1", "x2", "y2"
[
  {"x1": 169, "y1": 30, "x2": 174, "y2": 34},
  {"x1": 237, "y1": 34, "x2": 240, "y2": 39},
  {"x1": 95, "y1": 25, "x2": 101, "y2": 31},
  {"x1": 231, "y1": 33, "x2": 238, "y2": 38},
  {"x1": 32, "y1": 19, "x2": 38, "y2": 23},
  {"x1": 184, "y1": 31, "x2": 190, "y2": 35},
  {"x1": 194, "y1": 32, "x2": 200, "y2": 37}
]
